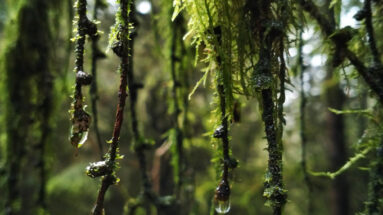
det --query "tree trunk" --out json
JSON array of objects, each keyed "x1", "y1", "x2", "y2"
[
  {"x1": 2, "y1": 0, "x2": 54, "y2": 213},
  {"x1": 324, "y1": 66, "x2": 349, "y2": 215}
]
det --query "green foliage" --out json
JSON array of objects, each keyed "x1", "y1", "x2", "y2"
[
  {"x1": 2, "y1": 0, "x2": 383, "y2": 214},
  {"x1": 172, "y1": 1, "x2": 296, "y2": 213}
]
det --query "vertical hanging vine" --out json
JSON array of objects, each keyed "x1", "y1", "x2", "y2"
[
  {"x1": 247, "y1": 0, "x2": 290, "y2": 214},
  {"x1": 89, "y1": 0, "x2": 131, "y2": 214},
  {"x1": 213, "y1": 83, "x2": 234, "y2": 214},
  {"x1": 172, "y1": 0, "x2": 279, "y2": 213},
  {"x1": 70, "y1": 0, "x2": 98, "y2": 150},
  {"x1": 173, "y1": 0, "x2": 296, "y2": 212},
  {"x1": 297, "y1": 24, "x2": 313, "y2": 214},
  {"x1": 125, "y1": 3, "x2": 172, "y2": 212},
  {"x1": 211, "y1": 25, "x2": 237, "y2": 215},
  {"x1": 167, "y1": 3, "x2": 188, "y2": 198},
  {"x1": 152, "y1": 1, "x2": 194, "y2": 212},
  {"x1": 126, "y1": 1, "x2": 158, "y2": 205},
  {"x1": 90, "y1": 0, "x2": 107, "y2": 158},
  {"x1": 173, "y1": 0, "x2": 242, "y2": 213},
  {"x1": 358, "y1": 0, "x2": 381, "y2": 66}
]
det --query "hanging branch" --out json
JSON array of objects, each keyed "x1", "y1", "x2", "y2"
[
  {"x1": 248, "y1": 0, "x2": 287, "y2": 214},
  {"x1": 355, "y1": 0, "x2": 381, "y2": 66},
  {"x1": 125, "y1": 2, "x2": 170, "y2": 212},
  {"x1": 90, "y1": 0, "x2": 107, "y2": 158},
  {"x1": 90, "y1": 0, "x2": 130, "y2": 214},
  {"x1": 62, "y1": 0, "x2": 75, "y2": 94},
  {"x1": 363, "y1": 141, "x2": 383, "y2": 215},
  {"x1": 126, "y1": 1, "x2": 154, "y2": 200},
  {"x1": 298, "y1": 0, "x2": 383, "y2": 104},
  {"x1": 70, "y1": 0, "x2": 98, "y2": 149},
  {"x1": 297, "y1": 27, "x2": 314, "y2": 214},
  {"x1": 120, "y1": 3, "x2": 180, "y2": 214},
  {"x1": 169, "y1": 11, "x2": 186, "y2": 197},
  {"x1": 211, "y1": 26, "x2": 237, "y2": 215},
  {"x1": 213, "y1": 84, "x2": 232, "y2": 214}
]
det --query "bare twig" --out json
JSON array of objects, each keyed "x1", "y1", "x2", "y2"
[{"x1": 90, "y1": 0, "x2": 107, "y2": 159}]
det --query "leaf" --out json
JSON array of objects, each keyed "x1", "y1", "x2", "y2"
[
  {"x1": 171, "y1": 0, "x2": 184, "y2": 21},
  {"x1": 116, "y1": 154, "x2": 125, "y2": 160},
  {"x1": 78, "y1": 131, "x2": 89, "y2": 148},
  {"x1": 188, "y1": 70, "x2": 210, "y2": 100}
]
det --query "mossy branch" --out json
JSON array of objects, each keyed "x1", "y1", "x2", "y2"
[
  {"x1": 169, "y1": 12, "x2": 185, "y2": 196},
  {"x1": 70, "y1": 0, "x2": 97, "y2": 149},
  {"x1": 362, "y1": 0, "x2": 381, "y2": 66},
  {"x1": 127, "y1": 1, "x2": 154, "y2": 201},
  {"x1": 249, "y1": 0, "x2": 287, "y2": 213},
  {"x1": 212, "y1": 26, "x2": 235, "y2": 210},
  {"x1": 298, "y1": 24, "x2": 314, "y2": 214},
  {"x1": 90, "y1": 0, "x2": 107, "y2": 159},
  {"x1": 309, "y1": 146, "x2": 372, "y2": 179},
  {"x1": 298, "y1": 0, "x2": 383, "y2": 104},
  {"x1": 91, "y1": 0, "x2": 130, "y2": 214},
  {"x1": 126, "y1": 2, "x2": 171, "y2": 210}
]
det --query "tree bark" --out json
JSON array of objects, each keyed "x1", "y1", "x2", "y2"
[{"x1": 324, "y1": 65, "x2": 349, "y2": 215}]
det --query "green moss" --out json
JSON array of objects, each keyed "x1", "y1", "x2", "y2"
[{"x1": 1, "y1": 0, "x2": 55, "y2": 213}]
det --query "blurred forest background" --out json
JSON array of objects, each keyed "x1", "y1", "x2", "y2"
[{"x1": 0, "y1": 0, "x2": 383, "y2": 215}]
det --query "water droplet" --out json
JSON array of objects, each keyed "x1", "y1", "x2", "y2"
[
  {"x1": 215, "y1": 199, "x2": 231, "y2": 214},
  {"x1": 78, "y1": 131, "x2": 88, "y2": 148}
]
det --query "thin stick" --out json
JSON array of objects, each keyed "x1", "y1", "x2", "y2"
[
  {"x1": 364, "y1": 0, "x2": 381, "y2": 65},
  {"x1": 91, "y1": 0, "x2": 130, "y2": 214},
  {"x1": 298, "y1": 26, "x2": 314, "y2": 214},
  {"x1": 90, "y1": 0, "x2": 106, "y2": 159}
]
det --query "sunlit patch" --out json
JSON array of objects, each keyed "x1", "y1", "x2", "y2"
[
  {"x1": 285, "y1": 90, "x2": 299, "y2": 106},
  {"x1": 137, "y1": 1, "x2": 151, "y2": 15},
  {"x1": 311, "y1": 54, "x2": 325, "y2": 67},
  {"x1": 289, "y1": 47, "x2": 297, "y2": 57},
  {"x1": 107, "y1": 0, "x2": 118, "y2": 13},
  {"x1": 302, "y1": 27, "x2": 314, "y2": 41},
  {"x1": 303, "y1": 44, "x2": 314, "y2": 54},
  {"x1": 341, "y1": 6, "x2": 359, "y2": 28}
]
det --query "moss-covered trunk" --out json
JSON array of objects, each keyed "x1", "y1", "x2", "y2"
[
  {"x1": 2, "y1": 0, "x2": 54, "y2": 213},
  {"x1": 249, "y1": 0, "x2": 288, "y2": 214}
]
